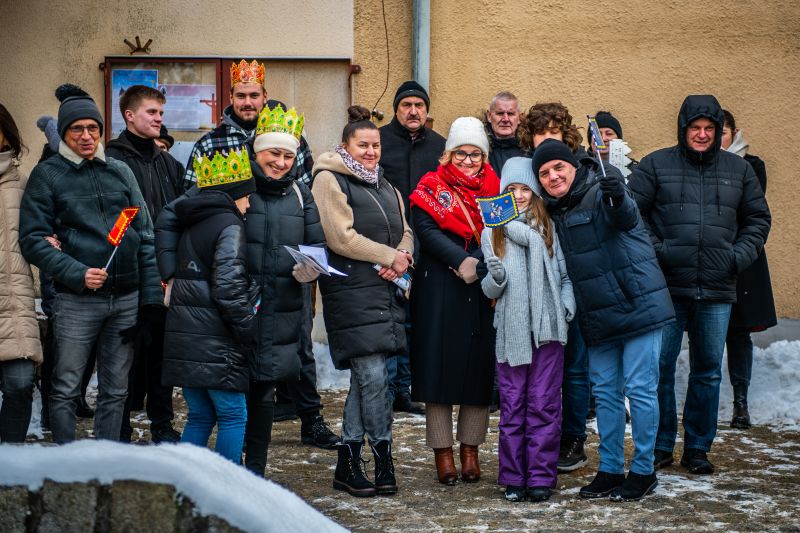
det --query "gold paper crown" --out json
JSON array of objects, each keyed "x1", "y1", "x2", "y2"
[
  {"x1": 256, "y1": 104, "x2": 305, "y2": 141},
  {"x1": 230, "y1": 59, "x2": 265, "y2": 86},
  {"x1": 194, "y1": 148, "x2": 253, "y2": 189}
]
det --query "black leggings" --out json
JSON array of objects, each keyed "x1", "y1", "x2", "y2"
[{"x1": 244, "y1": 381, "x2": 275, "y2": 476}]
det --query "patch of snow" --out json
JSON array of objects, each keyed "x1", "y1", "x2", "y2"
[
  {"x1": 673, "y1": 340, "x2": 800, "y2": 427},
  {"x1": 0, "y1": 441, "x2": 346, "y2": 533},
  {"x1": 313, "y1": 342, "x2": 349, "y2": 391}
]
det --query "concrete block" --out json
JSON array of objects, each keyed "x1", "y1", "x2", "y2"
[
  {"x1": 38, "y1": 480, "x2": 98, "y2": 533},
  {"x1": 0, "y1": 486, "x2": 29, "y2": 533}
]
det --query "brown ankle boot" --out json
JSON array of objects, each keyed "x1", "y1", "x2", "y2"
[
  {"x1": 460, "y1": 443, "x2": 481, "y2": 482},
  {"x1": 433, "y1": 447, "x2": 458, "y2": 485}
]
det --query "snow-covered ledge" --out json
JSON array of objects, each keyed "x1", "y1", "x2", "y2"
[{"x1": 0, "y1": 441, "x2": 346, "y2": 533}]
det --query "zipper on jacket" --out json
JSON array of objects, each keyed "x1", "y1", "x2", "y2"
[
  {"x1": 90, "y1": 164, "x2": 114, "y2": 282},
  {"x1": 697, "y1": 165, "x2": 704, "y2": 299}
]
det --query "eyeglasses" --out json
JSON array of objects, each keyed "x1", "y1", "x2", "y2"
[
  {"x1": 453, "y1": 150, "x2": 483, "y2": 163},
  {"x1": 67, "y1": 124, "x2": 100, "y2": 136}
]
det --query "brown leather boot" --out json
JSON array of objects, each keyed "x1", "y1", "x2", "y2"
[
  {"x1": 460, "y1": 443, "x2": 481, "y2": 482},
  {"x1": 433, "y1": 447, "x2": 458, "y2": 485}
]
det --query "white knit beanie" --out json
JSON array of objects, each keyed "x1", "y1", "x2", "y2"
[
  {"x1": 445, "y1": 116, "x2": 490, "y2": 155},
  {"x1": 253, "y1": 131, "x2": 300, "y2": 155}
]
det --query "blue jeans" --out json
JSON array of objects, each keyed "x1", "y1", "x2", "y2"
[
  {"x1": 51, "y1": 291, "x2": 138, "y2": 444},
  {"x1": 561, "y1": 318, "x2": 590, "y2": 441},
  {"x1": 182, "y1": 387, "x2": 247, "y2": 464},
  {"x1": 588, "y1": 327, "x2": 662, "y2": 475},
  {"x1": 0, "y1": 358, "x2": 36, "y2": 442},
  {"x1": 386, "y1": 301, "x2": 412, "y2": 403},
  {"x1": 343, "y1": 354, "x2": 392, "y2": 444},
  {"x1": 656, "y1": 299, "x2": 732, "y2": 453}
]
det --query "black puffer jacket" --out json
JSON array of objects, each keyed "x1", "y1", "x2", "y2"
[
  {"x1": 244, "y1": 159, "x2": 325, "y2": 382},
  {"x1": 629, "y1": 95, "x2": 771, "y2": 302},
  {"x1": 155, "y1": 158, "x2": 325, "y2": 383},
  {"x1": 161, "y1": 191, "x2": 258, "y2": 392}
]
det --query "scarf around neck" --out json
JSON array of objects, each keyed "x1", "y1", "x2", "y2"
[
  {"x1": 335, "y1": 144, "x2": 380, "y2": 185},
  {"x1": 410, "y1": 162, "x2": 500, "y2": 246}
]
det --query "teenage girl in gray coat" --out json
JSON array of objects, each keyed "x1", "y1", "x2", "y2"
[{"x1": 481, "y1": 157, "x2": 575, "y2": 503}]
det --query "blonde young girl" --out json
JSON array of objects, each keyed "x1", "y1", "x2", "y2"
[{"x1": 480, "y1": 157, "x2": 575, "y2": 503}]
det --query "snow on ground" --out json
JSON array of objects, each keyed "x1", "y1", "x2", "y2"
[
  {"x1": 4, "y1": 340, "x2": 799, "y2": 436},
  {"x1": 314, "y1": 339, "x2": 800, "y2": 429},
  {"x1": 0, "y1": 441, "x2": 346, "y2": 533}
]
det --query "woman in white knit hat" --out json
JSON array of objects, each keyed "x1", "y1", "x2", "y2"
[
  {"x1": 409, "y1": 116, "x2": 500, "y2": 486},
  {"x1": 240, "y1": 104, "x2": 329, "y2": 476}
]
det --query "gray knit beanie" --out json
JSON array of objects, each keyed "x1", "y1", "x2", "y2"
[
  {"x1": 55, "y1": 84, "x2": 104, "y2": 139},
  {"x1": 500, "y1": 157, "x2": 541, "y2": 197}
]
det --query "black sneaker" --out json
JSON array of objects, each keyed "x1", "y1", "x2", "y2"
[
  {"x1": 504, "y1": 485, "x2": 526, "y2": 502},
  {"x1": 526, "y1": 486, "x2": 552, "y2": 502},
  {"x1": 151, "y1": 424, "x2": 181, "y2": 444},
  {"x1": 301, "y1": 415, "x2": 340, "y2": 449},
  {"x1": 557, "y1": 437, "x2": 588, "y2": 472},
  {"x1": 273, "y1": 402, "x2": 299, "y2": 422},
  {"x1": 392, "y1": 394, "x2": 425, "y2": 415},
  {"x1": 579, "y1": 471, "x2": 625, "y2": 499},
  {"x1": 609, "y1": 472, "x2": 657, "y2": 501},
  {"x1": 680, "y1": 449, "x2": 714, "y2": 474},
  {"x1": 653, "y1": 449, "x2": 674, "y2": 470}
]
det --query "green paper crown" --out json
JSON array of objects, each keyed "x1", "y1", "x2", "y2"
[
  {"x1": 256, "y1": 104, "x2": 304, "y2": 141},
  {"x1": 194, "y1": 148, "x2": 253, "y2": 188}
]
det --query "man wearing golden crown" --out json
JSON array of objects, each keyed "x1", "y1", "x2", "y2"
[{"x1": 183, "y1": 60, "x2": 314, "y2": 188}]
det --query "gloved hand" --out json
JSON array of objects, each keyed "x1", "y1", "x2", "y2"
[
  {"x1": 485, "y1": 255, "x2": 506, "y2": 283},
  {"x1": 292, "y1": 263, "x2": 320, "y2": 283},
  {"x1": 600, "y1": 174, "x2": 626, "y2": 206},
  {"x1": 119, "y1": 304, "x2": 167, "y2": 352}
]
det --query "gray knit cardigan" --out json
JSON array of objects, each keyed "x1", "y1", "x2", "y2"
[{"x1": 481, "y1": 220, "x2": 575, "y2": 367}]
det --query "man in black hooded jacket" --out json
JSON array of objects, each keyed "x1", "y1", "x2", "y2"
[
  {"x1": 630, "y1": 95, "x2": 770, "y2": 475},
  {"x1": 106, "y1": 84, "x2": 185, "y2": 444}
]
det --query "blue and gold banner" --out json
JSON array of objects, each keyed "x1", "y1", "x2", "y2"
[{"x1": 477, "y1": 192, "x2": 518, "y2": 227}]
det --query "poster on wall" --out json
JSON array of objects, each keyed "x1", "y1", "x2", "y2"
[
  {"x1": 159, "y1": 84, "x2": 217, "y2": 131},
  {"x1": 111, "y1": 69, "x2": 159, "y2": 136}
]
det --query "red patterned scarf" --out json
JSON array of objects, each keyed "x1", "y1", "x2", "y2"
[{"x1": 410, "y1": 162, "x2": 500, "y2": 246}]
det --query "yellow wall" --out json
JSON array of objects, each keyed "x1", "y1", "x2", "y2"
[
  {"x1": 0, "y1": 0, "x2": 354, "y2": 174},
  {"x1": 353, "y1": 0, "x2": 800, "y2": 317}
]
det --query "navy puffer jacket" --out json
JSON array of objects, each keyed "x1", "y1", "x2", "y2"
[
  {"x1": 544, "y1": 162, "x2": 674, "y2": 346},
  {"x1": 629, "y1": 95, "x2": 771, "y2": 302}
]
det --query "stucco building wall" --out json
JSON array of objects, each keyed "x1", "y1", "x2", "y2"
[
  {"x1": 353, "y1": 0, "x2": 800, "y2": 318},
  {"x1": 0, "y1": 0, "x2": 354, "y2": 174}
]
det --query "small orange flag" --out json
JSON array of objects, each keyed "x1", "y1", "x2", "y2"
[{"x1": 107, "y1": 207, "x2": 140, "y2": 246}]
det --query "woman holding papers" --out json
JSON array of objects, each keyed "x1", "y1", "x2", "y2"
[
  {"x1": 408, "y1": 117, "x2": 499, "y2": 486},
  {"x1": 240, "y1": 104, "x2": 325, "y2": 476},
  {"x1": 312, "y1": 105, "x2": 413, "y2": 498},
  {"x1": 480, "y1": 157, "x2": 575, "y2": 503}
]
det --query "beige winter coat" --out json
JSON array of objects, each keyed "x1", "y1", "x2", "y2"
[{"x1": 0, "y1": 153, "x2": 43, "y2": 363}]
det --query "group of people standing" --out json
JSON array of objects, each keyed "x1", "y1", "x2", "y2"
[{"x1": 0, "y1": 58, "x2": 774, "y2": 506}]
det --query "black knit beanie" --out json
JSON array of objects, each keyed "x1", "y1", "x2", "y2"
[
  {"x1": 210, "y1": 178, "x2": 256, "y2": 201},
  {"x1": 55, "y1": 84, "x2": 104, "y2": 139},
  {"x1": 595, "y1": 111, "x2": 622, "y2": 139},
  {"x1": 393, "y1": 80, "x2": 430, "y2": 112},
  {"x1": 532, "y1": 139, "x2": 579, "y2": 175}
]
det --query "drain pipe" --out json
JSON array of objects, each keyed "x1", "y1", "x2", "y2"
[{"x1": 412, "y1": 0, "x2": 430, "y2": 91}]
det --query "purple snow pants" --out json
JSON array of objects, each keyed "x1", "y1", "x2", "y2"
[{"x1": 496, "y1": 341, "x2": 564, "y2": 488}]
